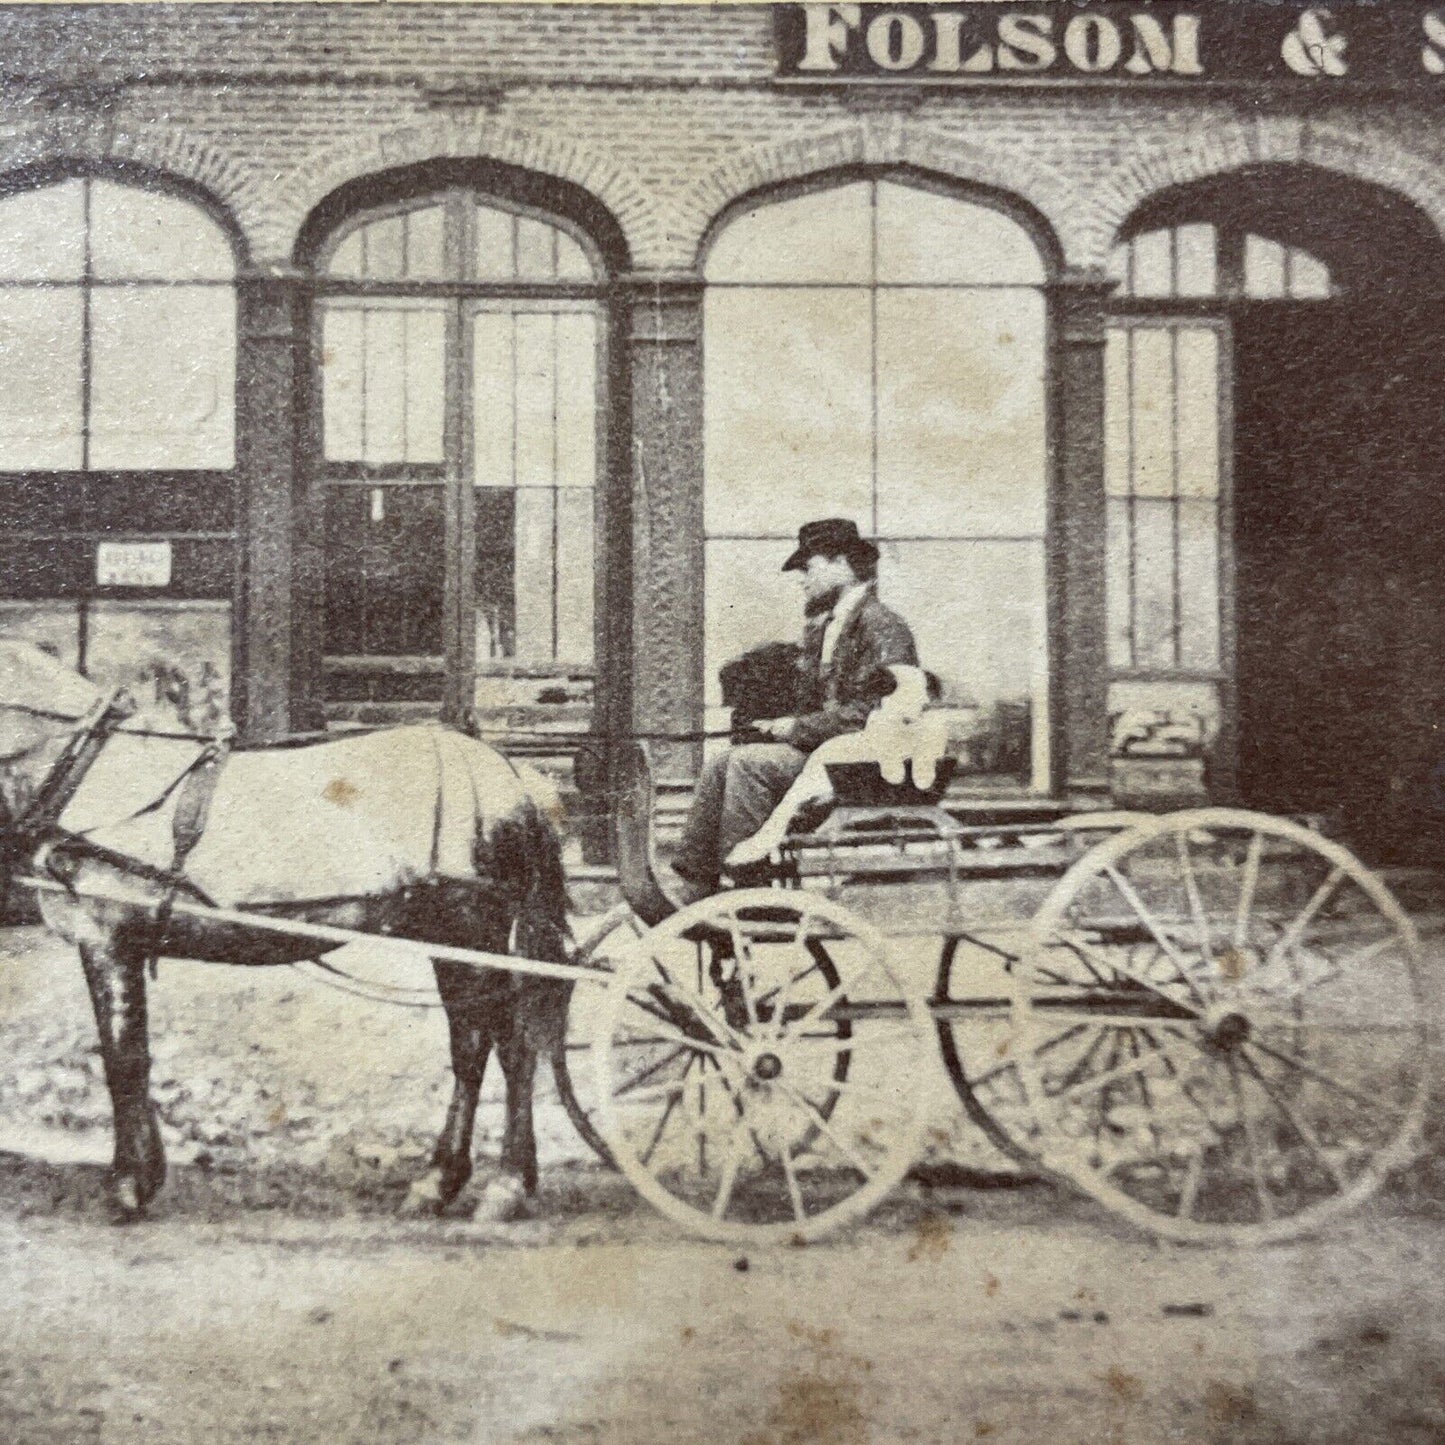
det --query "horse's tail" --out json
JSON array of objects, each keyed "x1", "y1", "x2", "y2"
[{"x1": 477, "y1": 791, "x2": 572, "y2": 970}]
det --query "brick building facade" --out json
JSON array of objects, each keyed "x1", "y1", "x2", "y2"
[{"x1": 2, "y1": 2, "x2": 1443, "y2": 860}]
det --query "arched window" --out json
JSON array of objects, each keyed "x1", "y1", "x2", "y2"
[
  {"x1": 703, "y1": 178, "x2": 1050, "y2": 789},
  {"x1": 0, "y1": 176, "x2": 238, "y2": 728},
  {"x1": 1109, "y1": 223, "x2": 1334, "y2": 300},
  {"x1": 0, "y1": 177, "x2": 236, "y2": 469},
  {"x1": 316, "y1": 192, "x2": 602, "y2": 724}
]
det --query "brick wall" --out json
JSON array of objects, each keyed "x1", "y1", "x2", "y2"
[{"x1": 0, "y1": 5, "x2": 1441, "y2": 271}]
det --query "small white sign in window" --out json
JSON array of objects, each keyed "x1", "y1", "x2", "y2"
[{"x1": 96, "y1": 540, "x2": 172, "y2": 588}]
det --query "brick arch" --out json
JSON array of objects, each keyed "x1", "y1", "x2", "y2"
[
  {"x1": 1081, "y1": 114, "x2": 1445, "y2": 270},
  {"x1": 0, "y1": 114, "x2": 265, "y2": 261},
  {"x1": 672, "y1": 119, "x2": 1078, "y2": 273},
  {"x1": 266, "y1": 114, "x2": 658, "y2": 268}
]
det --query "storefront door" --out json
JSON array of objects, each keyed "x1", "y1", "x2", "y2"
[{"x1": 314, "y1": 195, "x2": 603, "y2": 734}]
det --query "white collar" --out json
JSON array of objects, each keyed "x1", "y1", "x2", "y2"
[{"x1": 827, "y1": 582, "x2": 871, "y2": 631}]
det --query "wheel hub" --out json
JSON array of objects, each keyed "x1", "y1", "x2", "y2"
[
  {"x1": 752, "y1": 1051, "x2": 783, "y2": 1082},
  {"x1": 1203, "y1": 1009, "x2": 1251, "y2": 1053}
]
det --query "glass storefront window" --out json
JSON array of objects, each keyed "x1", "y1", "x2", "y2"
[
  {"x1": 0, "y1": 178, "x2": 236, "y2": 470},
  {"x1": 703, "y1": 178, "x2": 1050, "y2": 789}
]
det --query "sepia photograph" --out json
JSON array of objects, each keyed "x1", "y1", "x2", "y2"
[{"x1": 0, "y1": 1, "x2": 1444, "y2": 1439}]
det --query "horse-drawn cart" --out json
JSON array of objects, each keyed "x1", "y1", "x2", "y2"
[
  {"x1": 4, "y1": 664, "x2": 1431, "y2": 1247},
  {"x1": 569, "y1": 748, "x2": 1432, "y2": 1245}
]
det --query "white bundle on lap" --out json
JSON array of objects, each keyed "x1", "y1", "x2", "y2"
[{"x1": 725, "y1": 665, "x2": 948, "y2": 868}]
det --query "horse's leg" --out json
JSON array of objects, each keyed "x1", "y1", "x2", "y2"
[
  {"x1": 79, "y1": 937, "x2": 165, "y2": 1218},
  {"x1": 404, "y1": 961, "x2": 492, "y2": 1217},
  {"x1": 473, "y1": 1001, "x2": 538, "y2": 1222}
]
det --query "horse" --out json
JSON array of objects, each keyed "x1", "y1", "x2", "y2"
[{"x1": 0, "y1": 641, "x2": 572, "y2": 1223}]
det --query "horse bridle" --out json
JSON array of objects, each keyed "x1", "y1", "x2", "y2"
[{"x1": 0, "y1": 689, "x2": 133, "y2": 844}]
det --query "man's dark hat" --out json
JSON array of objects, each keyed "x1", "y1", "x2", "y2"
[{"x1": 782, "y1": 518, "x2": 880, "y2": 573}]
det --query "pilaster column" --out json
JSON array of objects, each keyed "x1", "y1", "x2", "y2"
[
  {"x1": 234, "y1": 271, "x2": 306, "y2": 742},
  {"x1": 1049, "y1": 269, "x2": 1116, "y2": 800},
  {"x1": 620, "y1": 272, "x2": 706, "y2": 781}
]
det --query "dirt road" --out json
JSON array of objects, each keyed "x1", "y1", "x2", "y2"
[
  {"x1": 3, "y1": 1170, "x2": 1445, "y2": 1445},
  {"x1": 3, "y1": 925, "x2": 1445, "y2": 1443}
]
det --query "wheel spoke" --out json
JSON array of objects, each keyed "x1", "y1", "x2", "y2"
[
  {"x1": 1049, "y1": 1038, "x2": 1168, "y2": 1104},
  {"x1": 1177, "y1": 1143, "x2": 1205, "y2": 1221},
  {"x1": 1244, "y1": 1038, "x2": 1398, "y2": 1126},
  {"x1": 1234, "y1": 831, "x2": 1264, "y2": 949},
  {"x1": 1176, "y1": 829, "x2": 1216, "y2": 970},
  {"x1": 1102, "y1": 864, "x2": 1207, "y2": 1006},
  {"x1": 615, "y1": 1046, "x2": 689, "y2": 1099},
  {"x1": 637, "y1": 1054, "x2": 695, "y2": 1167},
  {"x1": 1228, "y1": 1054, "x2": 1275, "y2": 1221},
  {"x1": 719, "y1": 910, "x2": 762, "y2": 1033},
  {"x1": 1264, "y1": 867, "x2": 1346, "y2": 974},
  {"x1": 1237, "y1": 1048, "x2": 1349, "y2": 1193},
  {"x1": 613, "y1": 1078, "x2": 692, "y2": 1107},
  {"x1": 772, "y1": 1079, "x2": 878, "y2": 1180},
  {"x1": 615, "y1": 1020, "x2": 731, "y2": 1060},
  {"x1": 711, "y1": 1112, "x2": 750, "y2": 1220},
  {"x1": 779, "y1": 1140, "x2": 807, "y2": 1223},
  {"x1": 1044, "y1": 935, "x2": 1202, "y2": 1016}
]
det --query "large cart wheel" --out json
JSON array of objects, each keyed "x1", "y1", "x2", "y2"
[
  {"x1": 591, "y1": 888, "x2": 931, "y2": 1243},
  {"x1": 934, "y1": 812, "x2": 1158, "y2": 1167},
  {"x1": 1012, "y1": 809, "x2": 1431, "y2": 1244}
]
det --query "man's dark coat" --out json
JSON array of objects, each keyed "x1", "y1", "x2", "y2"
[{"x1": 790, "y1": 587, "x2": 919, "y2": 754}]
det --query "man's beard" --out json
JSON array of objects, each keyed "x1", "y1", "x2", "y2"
[{"x1": 804, "y1": 584, "x2": 844, "y2": 619}]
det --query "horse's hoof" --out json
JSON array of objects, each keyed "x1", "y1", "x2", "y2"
[
  {"x1": 401, "y1": 1169, "x2": 448, "y2": 1218},
  {"x1": 472, "y1": 1175, "x2": 531, "y2": 1223},
  {"x1": 110, "y1": 1175, "x2": 146, "y2": 1222}
]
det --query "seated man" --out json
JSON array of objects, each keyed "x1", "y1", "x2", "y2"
[
  {"x1": 724, "y1": 663, "x2": 948, "y2": 869},
  {"x1": 669, "y1": 518, "x2": 918, "y2": 902}
]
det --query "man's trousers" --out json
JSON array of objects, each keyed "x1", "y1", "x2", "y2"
[{"x1": 671, "y1": 742, "x2": 809, "y2": 887}]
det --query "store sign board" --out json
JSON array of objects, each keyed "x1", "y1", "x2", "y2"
[
  {"x1": 774, "y1": 3, "x2": 1445, "y2": 87},
  {"x1": 96, "y1": 541, "x2": 173, "y2": 588}
]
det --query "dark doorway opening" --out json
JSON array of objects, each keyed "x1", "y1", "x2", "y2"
[{"x1": 1224, "y1": 171, "x2": 1445, "y2": 863}]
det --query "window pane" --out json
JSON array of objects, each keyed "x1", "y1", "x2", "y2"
[
  {"x1": 705, "y1": 183, "x2": 872, "y2": 285},
  {"x1": 1244, "y1": 235, "x2": 1286, "y2": 299},
  {"x1": 402, "y1": 309, "x2": 446, "y2": 464},
  {"x1": 703, "y1": 288, "x2": 872, "y2": 534},
  {"x1": 475, "y1": 205, "x2": 517, "y2": 282},
  {"x1": 875, "y1": 182, "x2": 1044, "y2": 286},
  {"x1": 404, "y1": 205, "x2": 447, "y2": 281},
  {"x1": 517, "y1": 217, "x2": 559, "y2": 281},
  {"x1": 321, "y1": 305, "x2": 364, "y2": 461},
  {"x1": 89, "y1": 181, "x2": 234, "y2": 282},
  {"x1": 329, "y1": 230, "x2": 365, "y2": 280},
  {"x1": 473, "y1": 310, "x2": 516, "y2": 488},
  {"x1": 515, "y1": 313, "x2": 557, "y2": 490},
  {"x1": 0, "y1": 180, "x2": 85, "y2": 282},
  {"x1": 1104, "y1": 330, "x2": 1131, "y2": 497},
  {"x1": 883, "y1": 539, "x2": 1047, "y2": 785},
  {"x1": 556, "y1": 230, "x2": 594, "y2": 282},
  {"x1": 1107, "y1": 498, "x2": 1133, "y2": 668},
  {"x1": 1175, "y1": 224, "x2": 1216, "y2": 297},
  {"x1": 1106, "y1": 242, "x2": 1130, "y2": 296},
  {"x1": 0, "y1": 288, "x2": 84, "y2": 468},
  {"x1": 475, "y1": 487, "x2": 516, "y2": 660},
  {"x1": 703, "y1": 539, "x2": 807, "y2": 709},
  {"x1": 84, "y1": 601, "x2": 232, "y2": 730},
  {"x1": 1178, "y1": 499, "x2": 1220, "y2": 671},
  {"x1": 362, "y1": 311, "x2": 406, "y2": 464},
  {"x1": 514, "y1": 486, "x2": 555, "y2": 661},
  {"x1": 0, "y1": 600, "x2": 82, "y2": 668},
  {"x1": 1132, "y1": 499, "x2": 1176, "y2": 670},
  {"x1": 322, "y1": 302, "x2": 444, "y2": 466},
  {"x1": 1288, "y1": 248, "x2": 1332, "y2": 300},
  {"x1": 875, "y1": 288, "x2": 1045, "y2": 536},
  {"x1": 90, "y1": 287, "x2": 237, "y2": 468},
  {"x1": 1130, "y1": 328, "x2": 1174, "y2": 498},
  {"x1": 555, "y1": 310, "x2": 597, "y2": 488},
  {"x1": 1175, "y1": 328, "x2": 1219, "y2": 499},
  {"x1": 1131, "y1": 229, "x2": 1172, "y2": 298},
  {"x1": 555, "y1": 488, "x2": 594, "y2": 663},
  {"x1": 323, "y1": 485, "x2": 444, "y2": 655}
]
